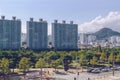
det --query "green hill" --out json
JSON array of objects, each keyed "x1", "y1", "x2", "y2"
[{"x1": 93, "y1": 28, "x2": 120, "y2": 40}]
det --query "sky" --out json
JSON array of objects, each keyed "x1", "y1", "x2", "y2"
[{"x1": 0, "y1": 0, "x2": 120, "y2": 34}]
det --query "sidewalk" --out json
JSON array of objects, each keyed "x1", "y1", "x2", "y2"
[{"x1": 94, "y1": 75, "x2": 120, "y2": 80}]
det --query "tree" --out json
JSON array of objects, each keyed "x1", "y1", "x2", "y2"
[
  {"x1": 90, "y1": 56, "x2": 98, "y2": 67},
  {"x1": 79, "y1": 53, "x2": 86, "y2": 67},
  {"x1": 35, "y1": 58, "x2": 46, "y2": 78},
  {"x1": 108, "y1": 53, "x2": 114, "y2": 63},
  {"x1": 0, "y1": 58, "x2": 10, "y2": 80},
  {"x1": 19, "y1": 57, "x2": 30, "y2": 73},
  {"x1": 35, "y1": 58, "x2": 46, "y2": 68},
  {"x1": 69, "y1": 51, "x2": 77, "y2": 60},
  {"x1": 85, "y1": 50, "x2": 94, "y2": 62},
  {"x1": 0, "y1": 58, "x2": 10, "y2": 74},
  {"x1": 63, "y1": 58, "x2": 69, "y2": 71},
  {"x1": 116, "y1": 53, "x2": 120, "y2": 63},
  {"x1": 59, "y1": 51, "x2": 67, "y2": 62},
  {"x1": 100, "y1": 52, "x2": 106, "y2": 62},
  {"x1": 63, "y1": 55, "x2": 72, "y2": 71},
  {"x1": 50, "y1": 59, "x2": 60, "y2": 72},
  {"x1": 45, "y1": 51, "x2": 56, "y2": 62},
  {"x1": 97, "y1": 45, "x2": 102, "y2": 53}
]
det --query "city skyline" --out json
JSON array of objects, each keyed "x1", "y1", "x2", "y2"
[{"x1": 0, "y1": 0, "x2": 120, "y2": 34}]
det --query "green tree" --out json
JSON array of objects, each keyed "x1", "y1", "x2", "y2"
[
  {"x1": 90, "y1": 56, "x2": 98, "y2": 67},
  {"x1": 78, "y1": 53, "x2": 87, "y2": 71},
  {"x1": 69, "y1": 51, "x2": 77, "y2": 60},
  {"x1": 0, "y1": 58, "x2": 10, "y2": 80},
  {"x1": 108, "y1": 53, "x2": 114, "y2": 63},
  {"x1": 85, "y1": 50, "x2": 94, "y2": 62},
  {"x1": 116, "y1": 53, "x2": 120, "y2": 62},
  {"x1": 79, "y1": 53, "x2": 87, "y2": 66},
  {"x1": 50, "y1": 59, "x2": 60, "y2": 72},
  {"x1": 59, "y1": 51, "x2": 67, "y2": 63},
  {"x1": 100, "y1": 52, "x2": 106, "y2": 62},
  {"x1": 19, "y1": 57, "x2": 30, "y2": 73},
  {"x1": 35, "y1": 58, "x2": 46, "y2": 68},
  {"x1": 35, "y1": 58, "x2": 46, "y2": 78}
]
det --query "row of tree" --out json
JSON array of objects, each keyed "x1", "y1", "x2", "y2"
[{"x1": 0, "y1": 47, "x2": 120, "y2": 75}]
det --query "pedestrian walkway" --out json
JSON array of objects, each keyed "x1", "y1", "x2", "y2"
[{"x1": 52, "y1": 71, "x2": 120, "y2": 80}]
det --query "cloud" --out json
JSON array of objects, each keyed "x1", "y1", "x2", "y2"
[{"x1": 79, "y1": 11, "x2": 120, "y2": 33}]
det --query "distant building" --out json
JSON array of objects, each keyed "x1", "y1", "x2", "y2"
[
  {"x1": 78, "y1": 33, "x2": 96, "y2": 49},
  {"x1": 48, "y1": 35, "x2": 52, "y2": 48},
  {"x1": 52, "y1": 20, "x2": 78, "y2": 50},
  {"x1": 27, "y1": 18, "x2": 48, "y2": 50},
  {"x1": 78, "y1": 33, "x2": 88, "y2": 45},
  {"x1": 21, "y1": 33, "x2": 27, "y2": 48},
  {"x1": 110, "y1": 36, "x2": 120, "y2": 44},
  {"x1": 88, "y1": 35, "x2": 96, "y2": 45},
  {"x1": 0, "y1": 16, "x2": 21, "y2": 49},
  {"x1": 109, "y1": 36, "x2": 120, "y2": 47}
]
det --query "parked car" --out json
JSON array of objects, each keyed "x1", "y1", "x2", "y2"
[
  {"x1": 101, "y1": 67, "x2": 110, "y2": 72},
  {"x1": 87, "y1": 68, "x2": 94, "y2": 73},
  {"x1": 91, "y1": 69, "x2": 101, "y2": 73}
]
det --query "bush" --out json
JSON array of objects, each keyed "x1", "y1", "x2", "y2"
[{"x1": 57, "y1": 65, "x2": 64, "y2": 69}]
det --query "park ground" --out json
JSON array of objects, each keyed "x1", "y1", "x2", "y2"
[{"x1": 1, "y1": 68, "x2": 120, "y2": 80}]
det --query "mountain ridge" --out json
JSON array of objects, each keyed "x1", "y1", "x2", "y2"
[{"x1": 92, "y1": 28, "x2": 120, "y2": 40}]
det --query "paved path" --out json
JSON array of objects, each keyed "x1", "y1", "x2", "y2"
[
  {"x1": 52, "y1": 71, "x2": 120, "y2": 80},
  {"x1": 7, "y1": 69, "x2": 120, "y2": 80}
]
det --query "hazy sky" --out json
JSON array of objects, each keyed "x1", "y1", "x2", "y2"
[{"x1": 0, "y1": 0, "x2": 120, "y2": 34}]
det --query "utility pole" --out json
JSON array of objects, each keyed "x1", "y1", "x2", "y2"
[
  {"x1": 76, "y1": 52, "x2": 79, "y2": 80},
  {"x1": 112, "y1": 53, "x2": 115, "y2": 76}
]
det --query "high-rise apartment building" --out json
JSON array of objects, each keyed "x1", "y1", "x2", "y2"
[
  {"x1": 0, "y1": 16, "x2": 21, "y2": 49},
  {"x1": 52, "y1": 20, "x2": 78, "y2": 50},
  {"x1": 27, "y1": 18, "x2": 48, "y2": 50},
  {"x1": 78, "y1": 33, "x2": 88, "y2": 45}
]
